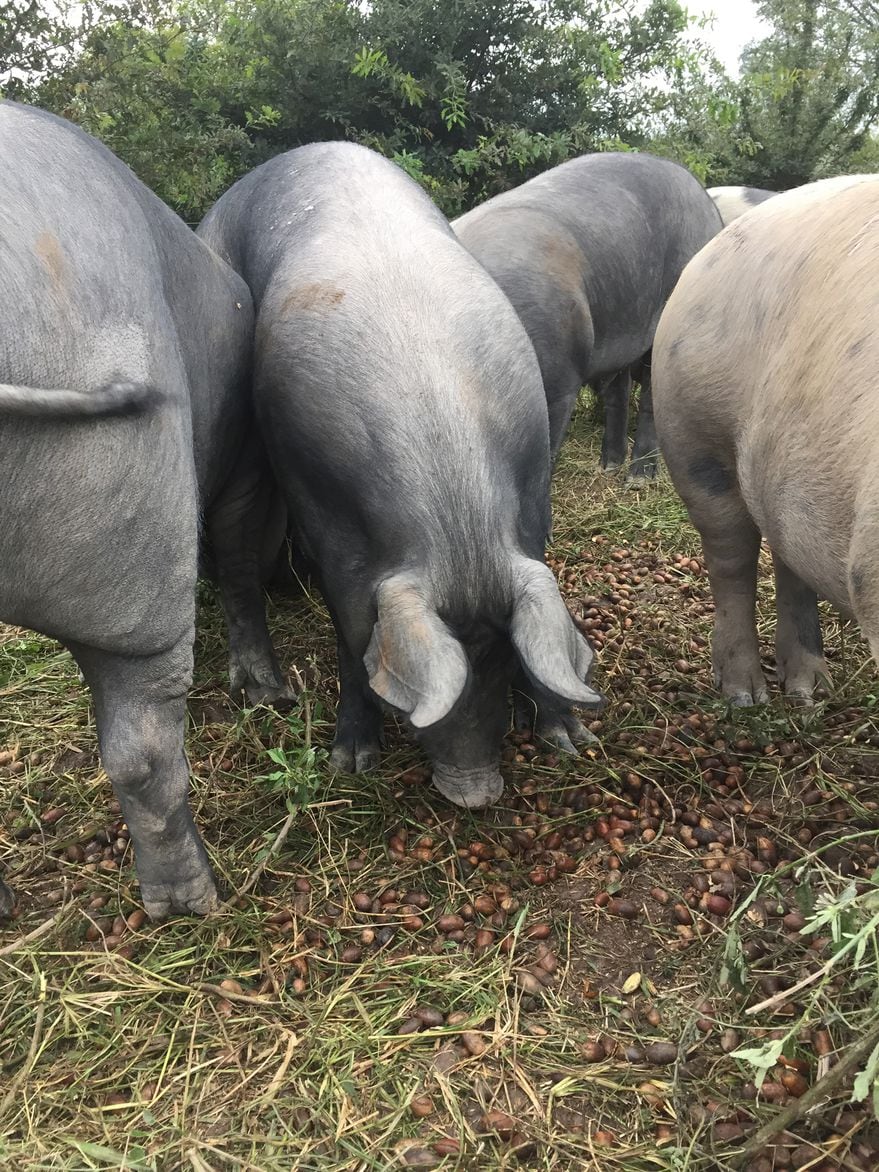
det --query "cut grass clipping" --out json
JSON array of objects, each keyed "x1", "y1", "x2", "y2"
[{"x1": 1, "y1": 397, "x2": 878, "y2": 1171}]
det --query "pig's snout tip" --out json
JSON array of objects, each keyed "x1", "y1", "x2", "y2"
[{"x1": 432, "y1": 765, "x2": 504, "y2": 809}]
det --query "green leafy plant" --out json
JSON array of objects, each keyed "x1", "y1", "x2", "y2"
[
  {"x1": 729, "y1": 861, "x2": 879, "y2": 1105},
  {"x1": 257, "y1": 702, "x2": 327, "y2": 815}
]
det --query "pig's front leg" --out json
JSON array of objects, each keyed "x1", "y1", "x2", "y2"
[
  {"x1": 512, "y1": 675, "x2": 598, "y2": 754},
  {"x1": 329, "y1": 638, "x2": 384, "y2": 773}
]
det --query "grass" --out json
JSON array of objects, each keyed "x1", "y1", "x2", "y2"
[{"x1": 1, "y1": 399, "x2": 878, "y2": 1171}]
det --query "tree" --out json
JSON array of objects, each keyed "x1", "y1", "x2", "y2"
[
  {"x1": 1, "y1": 2, "x2": 153, "y2": 97},
  {"x1": 658, "y1": 0, "x2": 879, "y2": 189},
  {"x1": 737, "y1": 0, "x2": 879, "y2": 186},
  {"x1": 1, "y1": 0, "x2": 77, "y2": 95},
  {"x1": 27, "y1": 0, "x2": 711, "y2": 220},
  {"x1": 346, "y1": 0, "x2": 703, "y2": 208}
]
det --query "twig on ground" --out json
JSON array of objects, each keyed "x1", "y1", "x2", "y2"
[
  {"x1": 0, "y1": 906, "x2": 68, "y2": 957},
  {"x1": 195, "y1": 981, "x2": 278, "y2": 1006},
  {"x1": 0, "y1": 975, "x2": 47, "y2": 1119},
  {"x1": 734, "y1": 1018, "x2": 879, "y2": 1167}
]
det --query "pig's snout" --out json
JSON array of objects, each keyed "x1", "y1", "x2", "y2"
[{"x1": 432, "y1": 763, "x2": 504, "y2": 809}]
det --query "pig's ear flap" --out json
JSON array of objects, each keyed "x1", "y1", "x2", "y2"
[
  {"x1": 510, "y1": 557, "x2": 602, "y2": 704},
  {"x1": 364, "y1": 576, "x2": 469, "y2": 729}
]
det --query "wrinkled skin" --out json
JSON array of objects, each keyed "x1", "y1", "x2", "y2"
[
  {"x1": 0, "y1": 102, "x2": 287, "y2": 920},
  {"x1": 653, "y1": 175, "x2": 879, "y2": 707},
  {"x1": 199, "y1": 142, "x2": 601, "y2": 807},
  {"x1": 453, "y1": 153, "x2": 723, "y2": 479}
]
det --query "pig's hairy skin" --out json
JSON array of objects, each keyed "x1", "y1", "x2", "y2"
[
  {"x1": 454, "y1": 152, "x2": 722, "y2": 479},
  {"x1": 0, "y1": 101, "x2": 287, "y2": 920},
  {"x1": 653, "y1": 173, "x2": 879, "y2": 707},
  {"x1": 199, "y1": 142, "x2": 600, "y2": 805}
]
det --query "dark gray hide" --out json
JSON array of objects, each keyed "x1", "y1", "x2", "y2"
[
  {"x1": 0, "y1": 102, "x2": 286, "y2": 920},
  {"x1": 198, "y1": 142, "x2": 601, "y2": 808},
  {"x1": 453, "y1": 153, "x2": 723, "y2": 479}
]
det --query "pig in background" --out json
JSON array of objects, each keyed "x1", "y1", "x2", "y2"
[
  {"x1": 707, "y1": 185, "x2": 776, "y2": 225},
  {"x1": 198, "y1": 141, "x2": 602, "y2": 811},
  {"x1": 0, "y1": 102, "x2": 288, "y2": 920},
  {"x1": 453, "y1": 152, "x2": 723, "y2": 482},
  {"x1": 653, "y1": 173, "x2": 879, "y2": 707}
]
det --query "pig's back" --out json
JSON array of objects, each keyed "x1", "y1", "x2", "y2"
[
  {"x1": 455, "y1": 152, "x2": 720, "y2": 376},
  {"x1": 237, "y1": 145, "x2": 550, "y2": 530}
]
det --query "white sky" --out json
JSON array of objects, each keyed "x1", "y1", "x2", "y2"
[{"x1": 686, "y1": 0, "x2": 770, "y2": 75}]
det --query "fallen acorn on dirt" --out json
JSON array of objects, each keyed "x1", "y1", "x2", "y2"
[{"x1": 643, "y1": 1042, "x2": 678, "y2": 1066}]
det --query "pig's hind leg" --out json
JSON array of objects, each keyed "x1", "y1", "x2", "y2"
[
  {"x1": 677, "y1": 456, "x2": 768, "y2": 705},
  {"x1": 773, "y1": 554, "x2": 828, "y2": 702},
  {"x1": 208, "y1": 428, "x2": 294, "y2": 707},
  {"x1": 597, "y1": 370, "x2": 632, "y2": 472},
  {"x1": 627, "y1": 359, "x2": 659, "y2": 484},
  {"x1": 70, "y1": 635, "x2": 216, "y2": 921},
  {"x1": 846, "y1": 538, "x2": 879, "y2": 685}
]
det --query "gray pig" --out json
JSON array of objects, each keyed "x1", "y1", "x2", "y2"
[
  {"x1": 198, "y1": 142, "x2": 601, "y2": 808},
  {"x1": 0, "y1": 102, "x2": 288, "y2": 919},
  {"x1": 653, "y1": 174, "x2": 879, "y2": 706},
  {"x1": 707, "y1": 185, "x2": 776, "y2": 226},
  {"x1": 453, "y1": 153, "x2": 722, "y2": 480}
]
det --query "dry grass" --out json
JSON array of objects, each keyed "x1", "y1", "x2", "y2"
[{"x1": 1, "y1": 400, "x2": 878, "y2": 1171}]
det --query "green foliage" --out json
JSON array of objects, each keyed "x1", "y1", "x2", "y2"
[
  {"x1": 735, "y1": 0, "x2": 879, "y2": 186},
  {"x1": 1, "y1": 0, "x2": 60, "y2": 90},
  {"x1": 660, "y1": 0, "x2": 879, "y2": 188},
  {"x1": 257, "y1": 702, "x2": 327, "y2": 813},
  {"x1": 5, "y1": 0, "x2": 712, "y2": 220},
  {"x1": 5, "y1": 0, "x2": 879, "y2": 218},
  {"x1": 728, "y1": 859, "x2": 879, "y2": 1105}
]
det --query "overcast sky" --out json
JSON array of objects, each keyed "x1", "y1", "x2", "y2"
[{"x1": 686, "y1": 0, "x2": 770, "y2": 74}]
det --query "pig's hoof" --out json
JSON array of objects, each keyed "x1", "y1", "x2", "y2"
[
  {"x1": 432, "y1": 766, "x2": 504, "y2": 809},
  {"x1": 0, "y1": 878, "x2": 16, "y2": 918},
  {"x1": 624, "y1": 472, "x2": 656, "y2": 490},
  {"x1": 535, "y1": 712, "x2": 599, "y2": 755},
  {"x1": 243, "y1": 681, "x2": 298, "y2": 710},
  {"x1": 230, "y1": 659, "x2": 298, "y2": 710},
  {"x1": 600, "y1": 462, "x2": 623, "y2": 474},
  {"x1": 140, "y1": 871, "x2": 218, "y2": 921},
  {"x1": 330, "y1": 739, "x2": 382, "y2": 774},
  {"x1": 784, "y1": 688, "x2": 815, "y2": 707},
  {"x1": 726, "y1": 688, "x2": 770, "y2": 707}
]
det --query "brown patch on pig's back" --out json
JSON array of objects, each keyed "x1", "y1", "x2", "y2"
[
  {"x1": 34, "y1": 231, "x2": 68, "y2": 292},
  {"x1": 280, "y1": 281, "x2": 346, "y2": 315},
  {"x1": 540, "y1": 232, "x2": 585, "y2": 294}
]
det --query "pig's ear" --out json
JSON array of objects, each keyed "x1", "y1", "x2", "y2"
[
  {"x1": 510, "y1": 557, "x2": 602, "y2": 704},
  {"x1": 364, "y1": 576, "x2": 469, "y2": 729}
]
